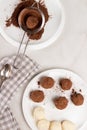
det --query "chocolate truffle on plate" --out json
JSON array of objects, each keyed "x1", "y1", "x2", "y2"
[
  {"x1": 30, "y1": 90, "x2": 44, "y2": 102},
  {"x1": 40, "y1": 76, "x2": 55, "y2": 89},
  {"x1": 53, "y1": 97, "x2": 68, "y2": 110},
  {"x1": 60, "y1": 78, "x2": 72, "y2": 90},
  {"x1": 71, "y1": 92, "x2": 84, "y2": 106}
]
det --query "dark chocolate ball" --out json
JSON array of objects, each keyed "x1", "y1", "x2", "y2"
[
  {"x1": 30, "y1": 90, "x2": 44, "y2": 102},
  {"x1": 71, "y1": 92, "x2": 84, "y2": 106},
  {"x1": 26, "y1": 16, "x2": 39, "y2": 29},
  {"x1": 53, "y1": 97, "x2": 68, "y2": 110},
  {"x1": 40, "y1": 76, "x2": 55, "y2": 89},
  {"x1": 60, "y1": 78, "x2": 72, "y2": 90}
]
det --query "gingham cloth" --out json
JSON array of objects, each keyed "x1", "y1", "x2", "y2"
[{"x1": 0, "y1": 55, "x2": 40, "y2": 130}]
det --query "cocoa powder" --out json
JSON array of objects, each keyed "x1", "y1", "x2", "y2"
[{"x1": 6, "y1": 0, "x2": 49, "y2": 40}]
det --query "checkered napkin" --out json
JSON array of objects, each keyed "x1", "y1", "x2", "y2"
[{"x1": 0, "y1": 55, "x2": 41, "y2": 130}]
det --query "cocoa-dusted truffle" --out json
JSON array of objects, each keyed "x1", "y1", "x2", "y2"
[
  {"x1": 30, "y1": 90, "x2": 44, "y2": 102},
  {"x1": 26, "y1": 16, "x2": 39, "y2": 29},
  {"x1": 53, "y1": 97, "x2": 68, "y2": 110},
  {"x1": 71, "y1": 92, "x2": 84, "y2": 106},
  {"x1": 18, "y1": 8, "x2": 41, "y2": 30},
  {"x1": 60, "y1": 78, "x2": 72, "y2": 90},
  {"x1": 40, "y1": 76, "x2": 55, "y2": 89}
]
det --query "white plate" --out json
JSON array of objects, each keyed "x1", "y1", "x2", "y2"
[
  {"x1": 22, "y1": 69, "x2": 87, "y2": 130},
  {"x1": 0, "y1": 0, "x2": 65, "y2": 50}
]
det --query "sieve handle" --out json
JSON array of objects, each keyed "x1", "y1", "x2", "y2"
[{"x1": 13, "y1": 32, "x2": 29, "y2": 69}]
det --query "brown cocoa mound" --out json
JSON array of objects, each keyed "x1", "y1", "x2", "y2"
[
  {"x1": 40, "y1": 76, "x2": 55, "y2": 89},
  {"x1": 30, "y1": 90, "x2": 44, "y2": 102},
  {"x1": 53, "y1": 97, "x2": 68, "y2": 110},
  {"x1": 6, "y1": 0, "x2": 49, "y2": 40},
  {"x1": 71, "y1": 92, "x2": 84, "y2": 106},
  {"x1": 60, "y1": 78, "x2": 72, "y2": 90}
]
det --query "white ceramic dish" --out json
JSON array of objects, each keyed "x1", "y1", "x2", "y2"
[
  {"x1": 0, "y1": 0, "x2": 65, "y2": 50},
  {"x1": 22, "y1": 69, "x2": 87, "y2": 130}
]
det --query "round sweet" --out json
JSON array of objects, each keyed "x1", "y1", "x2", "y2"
[
  {"x1": 53, "y1": 97, "x2": 68, "y2": 110},
  {"x1": 71, "y1": 92, "x2": 84, "y2": 106},
  {"x1": 18, "y1": 8, "x2": 42, "y2": 33},
  {"x1": 62, "y1": 120, "x2": 76, "y2": 130},
  {"x1": 26, "y1": 16, "x2": 39, "y2": 29},
  {"x1": 33, "y1": 107, "x2": 45, "y2": 121},
  {"x1": 37, "y1": 119, "x2": 50, "y2": 130},
  {"x1": 30, "y1": 90, "x2": 44, "y2": 102},
  {"x1": 50, "y1": 121, "x2": 62, "y2": 130},
  {"x1": 40, "y1": 76, "x2": 55, "y2": 89},
  {"x1": 60, "y1": 78, "x2": 72, "y2": 90}
]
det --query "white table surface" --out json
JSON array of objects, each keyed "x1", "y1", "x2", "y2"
[{"x1": 0, "y1": 0, "x2": 87, "y2": 129}]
